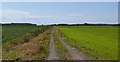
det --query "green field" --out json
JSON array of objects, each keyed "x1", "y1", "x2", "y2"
[
  {"x1": 2, "y1": 26, "x2": 51, "y2": 60},
  {"x1": 58, "y1": 26, "x2": 118, "y2": 60},
  {"x1": 2, "y1": 26, "x2": 47, "y2": 44}
]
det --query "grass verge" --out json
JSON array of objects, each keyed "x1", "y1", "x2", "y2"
[
  {"x1": 53, "y1": 29, "x2": 72, "y2": 60},
  {"x1": 2, "y1": 26, "x2": 51, "y2": 60}
]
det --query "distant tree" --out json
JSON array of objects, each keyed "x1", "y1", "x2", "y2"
[{"x1": 84, "y1": 23, "x2": 88, "y2": 25}]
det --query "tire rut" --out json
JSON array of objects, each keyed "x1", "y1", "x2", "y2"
[
  {"x1": 55, "y1": 29, "x2": 92, "y2": 60},
  {"x1": 47, "y1": 30, "x2": 60, "y2": 60}
]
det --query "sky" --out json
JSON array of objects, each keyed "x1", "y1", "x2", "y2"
[
  {"x1": 1, "y1": 2, "x2": 118, "y2": 25},
  {"x1": 2, "y1": 0, "x2": 119, "y2": 2}
]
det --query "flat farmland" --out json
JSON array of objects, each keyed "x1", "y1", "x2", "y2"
[
  {"x1": 58, "y1": 26, "x2": 118, "y2": 60},
  {"x1": 2, "y1": 26, "x2": 51, "y2": 60},
  {"x1": 2, "y1": 26, "x2": 48, "y2": 44}
]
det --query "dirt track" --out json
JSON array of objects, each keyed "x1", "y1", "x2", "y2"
[
  {"x1": 47, "y1": 30, "x2": 60, "y2": 60},
  {"x1": 55, "y1": 29, "x2": 92, "y2": 60},
  {"x1": 47, "y1": 28, "x2": 92, "y2": 60}
]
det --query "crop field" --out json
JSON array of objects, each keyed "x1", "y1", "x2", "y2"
[
  {"x1": 2, "y1": 26, "x2": 48, "y2": 44},
  {"x1": 2, "y1": 26, "x2": 51, "y2": 60},
  {"x1": 58, "y1": 26, "x2": 118, "y2": 60}
]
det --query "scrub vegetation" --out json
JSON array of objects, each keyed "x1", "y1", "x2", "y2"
[{"x1": 2, "y1": 26, "x2": 51, "y2": 60}]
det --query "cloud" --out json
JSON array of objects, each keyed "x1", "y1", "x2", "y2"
[
  {"x1": 3, "y1": 9, "x2": 30, "y2": 18},
  {"x1": 1, "y1": 9, "x2": 72, "y2": 25},
  {"x1": 2, "y1": 9, "x2": 30, "y2": 23},
  {"x1": 68, "y1": 14, "x2": 82, "y2": 17},
  {"x1": 1, "y1": 9, "x2": 118, "y2": 24},
  {"x1": 0, "y1": 10, "x2": 2, "y2": 22},
  {"x1": 26, "y1": 15, "x2": 58, "y2": 18},
  {"x1": 3, "y1": 9, "x2": 29, "y2": 15},
  {"x1": 1, "y1": 9, "x2": 63, "y2": 24}
]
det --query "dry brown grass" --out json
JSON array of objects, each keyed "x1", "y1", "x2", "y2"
[{"x1": 3, "y1": 27, "x2": 52, "y2": 60}]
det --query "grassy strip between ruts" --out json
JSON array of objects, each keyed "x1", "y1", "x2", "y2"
[
  {"x1": 2, "y1": 26, "x2": 52, "y2": 60},
  {"x1": 53, "y1": 28, "x2": 72, "y2": 60}
]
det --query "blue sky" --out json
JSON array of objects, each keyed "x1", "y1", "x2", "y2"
[{"x1": 1, "y1": 2, "x2": 118, "y2": 25}]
